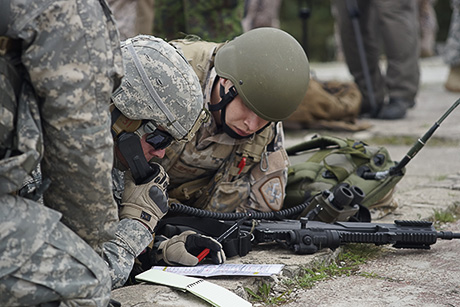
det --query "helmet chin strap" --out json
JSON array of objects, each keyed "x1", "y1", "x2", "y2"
[
  {"x1": 209, "y1": 84, "x2": 268, "y2": 140},
  {"x1": 221, "y1": 107, "x2": 248, "y2": 139}
]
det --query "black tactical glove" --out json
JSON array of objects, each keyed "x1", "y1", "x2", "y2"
[
  {"x1": 119, "y1": 162, "x2": 169, "y2": 232},
  {"x1": 156, "y1": 230, "x2": 226, "y2": 266}
]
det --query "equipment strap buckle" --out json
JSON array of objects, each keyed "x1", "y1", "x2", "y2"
[{"x1": 0, "y1": 36, "x2": 11, "y2": 56}]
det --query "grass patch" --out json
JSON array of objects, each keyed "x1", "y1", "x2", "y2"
[
  {"x1": 245, "y1": 244, "x2": 383, "y2": 304},
  {"x1": 432, "y1": 209, "x2": 456, "y2": 224},
  {"x1": 245, "y1": 283, "x2": 290, "y2": 305},
  {"x1": 291, "y1": 244, "x2": 381, "y2": 289},
  {"x1": 434, "y1": 174, "x2": 448, "y2": 181},
  {"x1": 359, "y1": 271, "x2": 381, "y2": 279},
  {"x1": 429, "y1": 202, "x2": 460, "y2": 227},
  {"x1": 291, "y1": 244, "x2": 382, "y2": 289}
]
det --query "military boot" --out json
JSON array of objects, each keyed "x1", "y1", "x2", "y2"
[
  {"x1": 377, "y1": 98, "x2": 409, "y2": 120},
  {"x1": 444, "y1": 66, "x2": 460, "y2": 93}
]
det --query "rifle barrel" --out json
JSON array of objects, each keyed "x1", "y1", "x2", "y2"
[{"x1": 437, "y1": 231, "x2": 460, "y2": 240}]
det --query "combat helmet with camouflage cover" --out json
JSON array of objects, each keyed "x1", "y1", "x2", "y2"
[
  {"x1": 111, "y1": 35, "x2": 208, "y2": 142},
  {"x1": 214, "y1": 27, "x2": 310, "y2": 122}
]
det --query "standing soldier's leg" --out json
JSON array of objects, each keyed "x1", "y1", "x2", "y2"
[
  {"x1": 444, "y1": 0, "x2": 460, "y2": 92},
  {"x1": 107, "y1": 0, "x2": 138, "y2": 40},
  {"x1": 418, "y1": 0, "x2": 438, "y2": 58},
  {"x1": 333, "y1": 0, "x2": 385, "y2": 116},
  {"x1": 136, "y1": 0, "x2": 155, "y2": 36},
  {"x1": 242, "y1": 0, "x2": 282, "y2": 31},
  {"x1": 378, "y1": 0, "x2": 420, "y2": 107}
]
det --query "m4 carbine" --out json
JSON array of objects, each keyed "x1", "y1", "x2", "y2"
[{"x1": 244, "y1": 218, "x2": 460, "y2": 255}]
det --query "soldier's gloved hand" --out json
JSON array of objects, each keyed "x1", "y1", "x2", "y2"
[
  {"x1": 156, "y1": 230, "x2": 226, "y2": 266},
  {"x1": 119, "y1": 162, "x2": 169, "y2": 232}
]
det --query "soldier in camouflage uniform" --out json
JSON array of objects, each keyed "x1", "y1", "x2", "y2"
[
  {"x1": 444, "y1": 0, "x2": 460, "y2": 92},
  {"x1": 0, "y1": 0, "x2": 123, "y2": 305},
  {"x1": 160, "y1": 28, "x2": 310, "y2": 214},
  {"x1": 107, "y1": 35, "x2": 225, "y2": 281},
  {"x1": 153, "y1": 0, "x2": 245, "y2": 42}
]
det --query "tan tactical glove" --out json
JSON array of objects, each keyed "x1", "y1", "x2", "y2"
[
  {"x1": 120, "y1": 162, "x2": 169, "y2": 232},
  {"x1": 156, "y1": 230, "x2": 226, "y2": 266}
]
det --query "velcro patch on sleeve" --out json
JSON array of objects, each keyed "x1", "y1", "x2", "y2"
[{"x1": 259, "y1": 177, "x2": 284, "y2": 211}]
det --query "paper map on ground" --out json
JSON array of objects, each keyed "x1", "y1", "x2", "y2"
[
  {"x1": 136, "y1": 269, "x2": 252, "y2": 307},
  {"x1": 151, "y1": 264, "x2": 284, "y2": 277}
]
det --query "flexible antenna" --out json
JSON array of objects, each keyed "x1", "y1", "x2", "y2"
[{"x1": 363, "y1": 97, "x2": 460, "y2": 180}]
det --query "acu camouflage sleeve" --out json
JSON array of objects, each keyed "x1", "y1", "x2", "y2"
[
  {"x1": 17, "y1": 0, "x2": 123, "y2": 252},
  {"x1": 102, "y1": 219, "x2": 153, "y2": 289}
]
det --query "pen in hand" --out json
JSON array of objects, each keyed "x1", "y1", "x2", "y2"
[{"x1": 197, "y1": 215, "x2": 250, "y2": 262}]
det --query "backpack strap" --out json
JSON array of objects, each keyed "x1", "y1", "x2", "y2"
[
  {"x1": 286, "y1": 135, "x2": 348, "y2": 156},
  {"x1": 322, "y1": 146, "x2": 370, "y2": 182}
]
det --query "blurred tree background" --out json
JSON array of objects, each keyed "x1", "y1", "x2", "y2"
[{"x1": 278, "y1": 0, "x2": 453, "y2": 62}]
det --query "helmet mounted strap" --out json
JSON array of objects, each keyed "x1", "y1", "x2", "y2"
[
  {"x1": 208, "y1": 84, "x2": 238, "y2": 112},
  {"x1": 221, "y1": 107, "x2": 249, "y2": 139},
  {"x1": 110, "y1": 104, "x2": 142, "y2": 138},
  {"x1": 111, "y1": 106, "x2": 122, "y2": 137},
  {"x1": 209, "y1": 84, "x2": 252, "y2": 139}
]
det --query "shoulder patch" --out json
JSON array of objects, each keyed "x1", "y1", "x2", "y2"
[{"x1": 259, "y1": 176, "x2": 284, "y2": 211}]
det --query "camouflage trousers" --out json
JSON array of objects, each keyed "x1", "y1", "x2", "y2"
[
  {"x1": 444, "y1": 0, "x2": 460, "y2": 66},
  {"x1": 0, "y1": 195, "x2": 111, "y2": 306}
]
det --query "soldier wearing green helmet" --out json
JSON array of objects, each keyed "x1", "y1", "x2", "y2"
[{"x1": 159, "y1": 27, "x2": 310, "y2": 213}]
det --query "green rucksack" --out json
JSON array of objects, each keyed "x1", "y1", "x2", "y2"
[{"x1": 284, "y1": 135, "x2": 405, "y2": 221}]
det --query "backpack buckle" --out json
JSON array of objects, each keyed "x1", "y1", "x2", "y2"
[
  {"x1": 0, "y1": 36, "x2": 20, "y2": 56},
  {"x1": 0, "y1": 36, "x2": 11, "y2": 56}
]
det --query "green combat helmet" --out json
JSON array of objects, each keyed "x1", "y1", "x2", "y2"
[
  {"x1": 112, "y1": 35, "x2": 208, "y2": 142},
  {"x1": 215, "y1": 27, "x2": 310, "y2": 122}
]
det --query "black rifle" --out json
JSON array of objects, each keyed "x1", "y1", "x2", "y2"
[{"x1": 241, "y1": 217, "x2": 460, "y2": 255}]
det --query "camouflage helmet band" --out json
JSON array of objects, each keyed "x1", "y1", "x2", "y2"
[
  {"x1": 186, "y1": 108, "x2": 209, "y2": 141},
  {"x1": 126, "y1": 40, "x2": 188, "y2": 137}
]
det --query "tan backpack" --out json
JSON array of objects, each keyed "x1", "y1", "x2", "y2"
[{"x1": 284, "y1": 78, "x2": 371, "y2": 132}]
